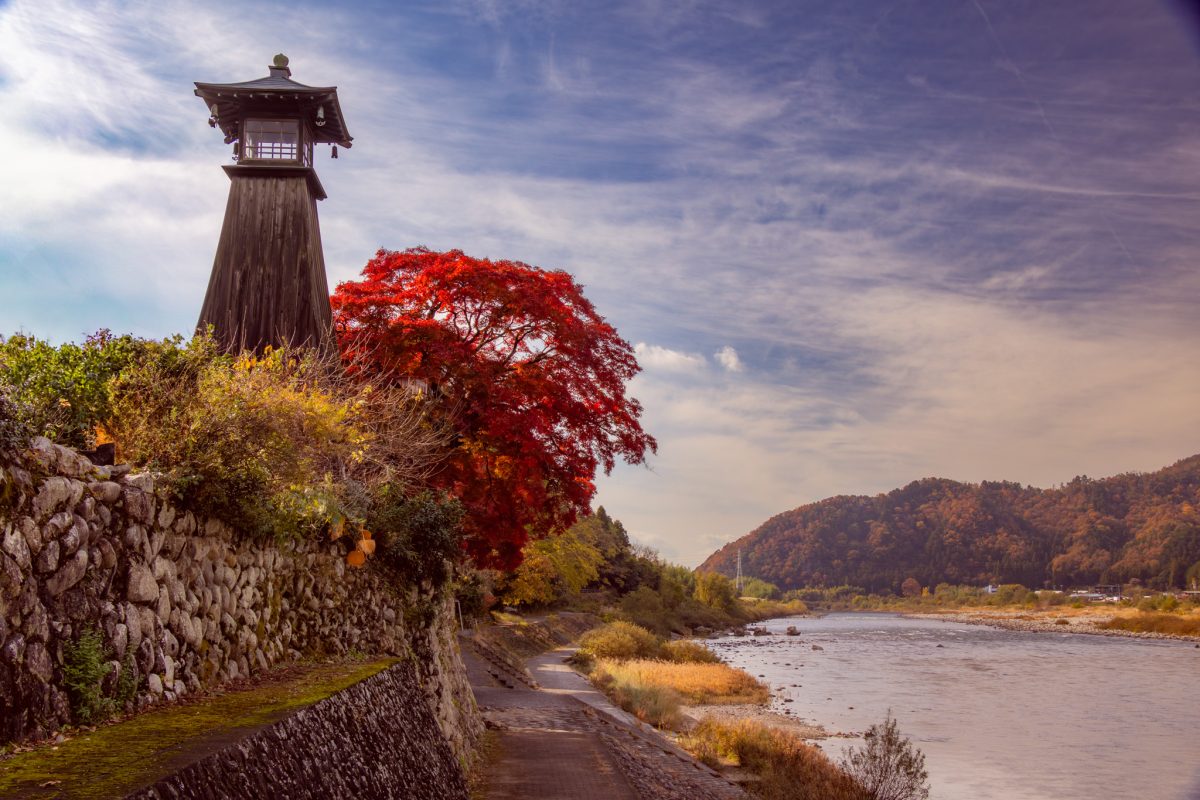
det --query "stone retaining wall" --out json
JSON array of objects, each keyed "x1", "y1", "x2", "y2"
[
  {"x1": 129, "y1": 660, "x2": 468, "y2": 800},
  {"x1": 0, "y1": 437, "x2": 480, "y2": 762}
]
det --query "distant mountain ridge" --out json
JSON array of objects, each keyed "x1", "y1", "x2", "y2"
[{"x1": 699, "y1": 455, "x2": 1200, "y2": 592}]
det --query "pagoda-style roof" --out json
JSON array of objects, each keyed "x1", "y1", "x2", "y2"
[{"x1": 194, "y1": 55, "x2": 352, "y2": 148}]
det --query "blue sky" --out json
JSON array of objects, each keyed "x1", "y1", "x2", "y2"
[{"x1": 2, "y1": 0, "x2": 1199, "y2": 566}]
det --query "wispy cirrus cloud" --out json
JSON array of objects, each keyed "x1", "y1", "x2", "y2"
[{"x1": 2, "y1": 0, "x2": 1198, "y2": 566}]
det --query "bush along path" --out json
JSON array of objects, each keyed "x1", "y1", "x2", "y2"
[{"x1": 463, "y1": 620, "x2": 748, "y2": 800}]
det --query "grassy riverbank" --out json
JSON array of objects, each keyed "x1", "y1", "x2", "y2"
[
  {"x1": 574, "y1": 621, "x2": 870, "y2": 799},
  {"x1": 1098, "y1": 611, "x2": 1200, "y2": 636},
  {"x1": 682, "y1": 718, "x2": 867, "y2": 800},
  {"x1": 907, "y1": 606, "x2": 1200, "y2": 640}
]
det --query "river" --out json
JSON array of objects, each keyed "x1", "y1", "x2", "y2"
[{"x1": 705, "y1": 612, "x2": 1200, "y2": 800}]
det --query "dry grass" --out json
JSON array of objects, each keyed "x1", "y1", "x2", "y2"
[
  {"x1": 682, "y1": 717, "x2": 868, "y2": 800},
  {"x1": 599, "y1": 681, "x2": 687, "y2": 730},
  {"x1": 660, "y1": 639, "x2": 721, "y2": 664},
  {"x1": 577, "y1": 621, "x2": 662, "y2": 660},
  {"x1": 593, "y1": 659, "x2": 769, "y2": 706},
  {"x1": 1098, "y1": 612, "x2": 1200, "y2": 636}
]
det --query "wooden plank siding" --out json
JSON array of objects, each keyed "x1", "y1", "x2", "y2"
[{"x1": 197, "y1": 171, "x2": 334, "y2": 355}]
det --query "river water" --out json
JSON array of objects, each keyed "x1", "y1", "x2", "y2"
[{"x1": 705, "y1": 613, "x2": 1200, "y2": 800}]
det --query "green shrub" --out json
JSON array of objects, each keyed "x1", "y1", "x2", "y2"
[
  {"x1": 0, "y1": 330, "x2": 150, "y2": 449},
  {"x1": 107, "y1": 334, "x2": 450, "y2": 548},
  {"x1": 674, "y1": 597, "x2": 735, "y2": 632},
  {"x1": 660, "y1": 639, "x2": 720, "y2": 664},
  {"x1": 577, "y1": 621, "x2": 661, "y2": 660},
  {"x1": 1157, "y1": 595, "x2": 1180, "y2": 612},
  {"x1": 694, "y1": 571, "x2": 738, "y2": 612},
  {"x1": 619, "y1": 586, "x2": 669, "y2": 634},
  {"x1": 115, "y1": 648, "x2": 138, "y2": 708},
  {"x1": 740, "y1": 577, "x2": 781, "y2": 600},
  {"x1": 0, "y1": 390, "x2": 33, "y2": 460},
  {"x1": 371, "y1": 487, "x2": 464, "y2": 586},
  {"x1": 63, "y1": 627, "x2": 116, "y2": 725}
]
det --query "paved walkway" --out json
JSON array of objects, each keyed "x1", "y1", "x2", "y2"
[
  {"x1": 465, "y1": 638, "x2": 748, "y2": 800},
  {"x1": 526, "y1": 646, "x2": 642, "y2": 726}
]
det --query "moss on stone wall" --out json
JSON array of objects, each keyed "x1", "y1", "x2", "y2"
[{"x1": 0, "y1": 659, "x2": 395, "y2": 799}]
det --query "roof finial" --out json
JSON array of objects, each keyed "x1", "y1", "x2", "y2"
[{"x1": 268, "y1": 53, "x2": 292, "y2": 79}]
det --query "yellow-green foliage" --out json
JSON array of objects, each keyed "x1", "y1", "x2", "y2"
[
  {"x1": 741, "y1": 598, "x2": 809, "y2": 618},
  {"x1": 694, "y1": 571, "x2": 738, "y2": 612},
  {"x1": 107, "y1": 334, "x2": 448, "y2": 545},
  {"x1": 659, "y1": 639, "x2": 721, "y2": 664},
  {"x1": 740, "y1": 576, "x2": 781, "y2": 600},
  {"x1": 503, "y1": 532, "x2": 604, "y2": 606},
  {"x1": 592, "y1": 659, "x2": 769, "y2": 705},
  {"x1": 577, "y1": 621, "x2": 662, "y2": 660},
  {"x1": 1100, "y1": 612, "x2": 1200, "y2": 636},
  {"x1": 0, "y1": 329, "x2": 151, "y2": 450},
  {"x1": 109, "y1": 337, "x2": 366, "y2": 536},
  {"x1": 683, "y1": 718, "x2": 869, "y2": 800}
]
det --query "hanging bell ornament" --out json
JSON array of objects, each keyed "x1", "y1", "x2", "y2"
[{"x1": 331, "y1": 145, "x2": 338, "y2": 159}]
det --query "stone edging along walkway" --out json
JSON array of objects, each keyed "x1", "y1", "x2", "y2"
[{"x1": 0, "y1": 658, "x2": 468, "y2": 800}]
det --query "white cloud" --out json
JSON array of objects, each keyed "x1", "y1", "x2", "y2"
[
  {"x1": 633, "y1": 343, "x2": 707, "y2": 373},
  {"x1": 3, "y1": 0, "x2": 1199, "y2": 572},
  {"x1": 599, "y1": 282, "x2": 1200, "y2": 567},
  {"x1": 714, "y1": 345, "x2": 743, "y2": 372}
]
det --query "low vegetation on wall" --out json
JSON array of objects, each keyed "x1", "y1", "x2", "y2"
[
  {"x1": 0, "y1": 331, "x2": 461, "y2": 576},
  {"x1": 0, "y1": 435, "x2": 478, "y2": 750}
]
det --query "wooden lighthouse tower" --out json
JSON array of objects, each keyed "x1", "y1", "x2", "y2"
[{"x1": 193, "y1": 54, "x2": 352, "y2": 353}]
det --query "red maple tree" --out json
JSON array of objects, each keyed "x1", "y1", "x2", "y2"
[{"x1": 331, "y1": 247, "x2": 656, "y2": 568}]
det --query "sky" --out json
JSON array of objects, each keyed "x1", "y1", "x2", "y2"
[{"x1": 2, "y1": 0, "x2": 1199, "y2": 567}]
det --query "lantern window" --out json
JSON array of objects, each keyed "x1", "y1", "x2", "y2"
[{"x1": 242, "y1": 118, "x2": 304, "y2": 162}]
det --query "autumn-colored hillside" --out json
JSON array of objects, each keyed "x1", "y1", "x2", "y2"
[{"x1": 699, "y1": 455, "x2": 1200, "y2": 593}]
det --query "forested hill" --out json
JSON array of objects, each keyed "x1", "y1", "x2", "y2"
[{"x1": 699, "y1": 455, "x2": 1200, "y2": 593}]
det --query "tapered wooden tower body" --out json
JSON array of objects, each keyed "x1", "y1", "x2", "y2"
[{"x1": 194, "y1": 55, "x2": 352, "y2": 353}]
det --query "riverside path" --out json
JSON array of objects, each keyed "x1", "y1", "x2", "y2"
[{"x1": 463, "y1": 637, "x2": 749, "y2": 800}]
